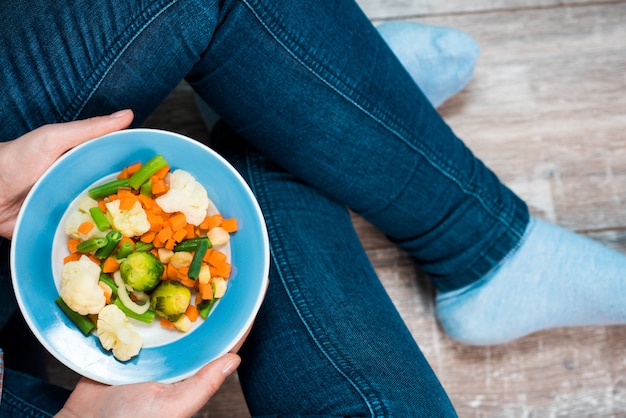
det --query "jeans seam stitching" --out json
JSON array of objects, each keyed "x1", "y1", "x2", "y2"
[
  {"x1": 62, "y1": 0, "x2": 179, "y2": 121},
  {"x1": 243, "y1": 148, "x2": 383, "y2": 417}
]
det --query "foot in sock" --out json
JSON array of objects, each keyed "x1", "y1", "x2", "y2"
[{"x1": 435, "y1": 217, "x2": 626, "y2": 345}]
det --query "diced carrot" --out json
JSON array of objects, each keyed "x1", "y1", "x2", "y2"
[
  {"x1": 169, "y1": 213, "x2": 187, "y2": 232},
  {"x1": 198, "y1": 282, "x2": 214, "y2": 300},
  {"x1": 153, "y1": 165, "x2": 170, "y2": 180},
  {"x1": 63, "y1": 253, "x2": 81, "y2": 264},
  {"x1": 164, "y1": 238, "x2": 176, "y2": 251},
  {"x1": 179, "y1": 276, "x2": 196, "y2": 289},
  {"x1": 117, "y1": 167, "x2": 129, "y2": 179},
  {"x1": 160, "y1": 317, "x2": 176, "y2": 329},
  {"x1": 206, "y1": 214, "x2": 224, "y2": 230},
  {"x1": 126, "y1": 161, "x2": 143, "y2": 175},
  {"x1": 221, "y1": 218, "x2": 238, "y2": 232},
  {"x1": 151, "y1": 178, "x2": 167, "y2": 195},
  {"x1": 78, "y1": 221, "x2": 94, "y2": 235},
  {"x1": 185, "y1": 224, "x2": 195, "y2": 239},
  {"x1": 98, "y1": 200, "x2": 107, "y2": 213},
  {"x1": 140, "y1": 231, "x2": 156, "y2": 243},
  {"x1": 119, "y1": 195, "x2": 138, "y2": 211},
  {"x1": 172, "y1": 228, "x2": 188, "y2": 243},
  {"x1": 195, "y1": 293, "x2": 203, "y2": 305},
  {"x1": 152, "y1": 234, "x2": 165, "y2": 249},
  {"x1": 207, "y1": 249, "x2": 227, "y2": 266},
  {"x1": 156, "y1": 227, "x2": 172, "y2": 243},
  {"x1": 102, "y1": 257, "x2": 120, "y2": 274},
  {"x1": 185, "y1": 304, "x2": 199, "y2": 322},
  {"x1": 67, "y1": 238, "x2": 81, "y2": 254},
  {"x1": 203, "y1": 248, "x2": 214, "y2": 263},
  {"x1": 137, "y1": 194, "x2": 155, "y2": 210},
  {"x1": 177, "y1": 266, "x2": 190, "y2": 281},
  {"x1": 210, "y1": 262, "x2": 231, "y2": 279},
  {"x1": 166, "y1": 263, "x2": 179, "y2": 280}
]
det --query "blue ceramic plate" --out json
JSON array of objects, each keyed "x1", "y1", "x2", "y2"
[{"x1": 11, "y1": 129, "x2": 269, "y2": 385}]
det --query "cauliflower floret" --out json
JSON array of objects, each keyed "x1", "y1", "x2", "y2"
[
  {"x1": 96, "y1": 304, "x2": 143, "y2": 361},
  {"x1": 60, "y1": 255, "x2": 106, "y2": 315},
  {"x1": 64, "y1": 211, "x2": 107, "y2": 240},
  {"x1": 155, "y1": 169, "x2": 209, "y2": 226},
  {"x1": 105, "y1": 199, "x2": 150, "y2": 237}
]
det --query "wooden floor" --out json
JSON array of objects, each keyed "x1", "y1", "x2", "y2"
[{"x1": 45, "y1": 0, "x2": 626, "y2": 416}]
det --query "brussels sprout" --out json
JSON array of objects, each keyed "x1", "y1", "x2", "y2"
[
  {"x1": 119, "y1": 251, "x2": 164, "y2": 291},
  {"x1": 150, "y1": 281, "x2": 191, "y2": 322}
]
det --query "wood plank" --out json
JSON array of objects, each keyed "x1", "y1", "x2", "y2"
[{"x1": 356, "y1": 0, "x2": 620, "y2": 20}]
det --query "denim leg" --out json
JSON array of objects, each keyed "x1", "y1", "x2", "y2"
[
  {"x1": 212, "y1": 124, "x2": 456, "y2": 417},
  {"x1": 0, "y1": 369, "x2": 70, "y2": 417}
]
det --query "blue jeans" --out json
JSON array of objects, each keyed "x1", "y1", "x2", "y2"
[{"x1": 0, "y1": 0, "x2": 529, "y2": 416}]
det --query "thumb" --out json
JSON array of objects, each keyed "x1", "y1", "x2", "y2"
[
  {"x1": 30, "y1": 109, "x2": 135, "y2": 157},
  {"x1": 167, "y1": 353, "x2": 241, "y2": 415}
]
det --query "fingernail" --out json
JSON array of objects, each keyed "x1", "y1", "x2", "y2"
[
  {"x1": 109, "y1": 109, "x2": 130, "y2": 118},
  {"x1": 222, "y1": 356, "x2": 241, "y2": 376}
]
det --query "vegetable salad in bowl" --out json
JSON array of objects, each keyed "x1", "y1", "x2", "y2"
[
  {"x1": 12, "y1": 129, "x2": 269, "y2": 385},
  {"x1": 57, "y1": 155, "x2": 238, "y2": 362}
]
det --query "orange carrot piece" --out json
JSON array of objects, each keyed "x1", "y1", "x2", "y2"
[
  {"x1": 185, "y1": 305, "x2": 199, "y2": 322},
  {"x1": 166, "y1": 263, "x2": 179, "y2": 280},
  {"x1": 203, "y1": 248, "x2": 214, "y2": 263},
  {"x1": 119, "y1": 196, "x2": 138, "y2": 211},
  {"x1": 98, "y1": 200, "x2": 108, "y2": 213},
  {"x1": 153, "y1": 165, "x2": 170, "y2": 180},
  {"x1": 179, "y1": 276, "x2": 196, "y2": 289},
  {"x1": 88, "y1": 255, "x2": 102, "y2": 267},
  {"x1": 214, "y1": 262, "x2": 231, "y2": 279},
  {"x1": 185, "y1": 224, "x2": 195, "y2": 239},
  {"x1": 221, "y1": 218, "x2": 238, "y2": 232},
  {"x1": 126, "y1": 161, "x2": 143, "y2": 175},
  {"x1": 63, "y1": 253, "x2": 81, "y2": 264},
  {"x1": 67, "y1": 239, "x2": 81, "y2": 254},
  {"x1": 207, "y1": 250, "x2": 227, "y2": 266},
  {"x1": 140, "y1": 231, "x2": 156, "y2": 243},
  {"x1": 78, "y1": 221, "x2": 94, "y2": 235},
  {"x1": 195, "y1": 293, "x2": 203, "y2": 305},
  {"x1": 160, "y1": 317, "x2": 176, "y2": 329},
  {"x1": 206, "y1": 214, "x2": 224, "y2": 230},
  {"x1": 156, "y1": 227, "x2": 173, "y2": 243},
  {"x1": 102, "y1": 257, "x2": 120, "y2": 273},
  {"x1": 198, "y1": 282, "x2": 214, "y2": 300},
  {"x1": 137, "y1": 194, "x2": 155, "y2": 210},
  {"x1": 152, "y1": 234, "x2": 165, "y2": 249},
  {"x1": 117, "y1": 167, "x2": 129, "y2": 179},
  {"x1": 169, "y1": 213, "x2": 187, "y2": 232},
  {"x1": 172, "y1": 228, "x2": 188, "y2": 243},
  {"x1": 164, "y1": 238, "x2": 176, "y2": 251},
  {"x1": 151, "y1": 178, "x2": 167, "y2": 195}
]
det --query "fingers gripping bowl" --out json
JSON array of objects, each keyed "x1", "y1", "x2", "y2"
[{"x1": 11, "y1": 129, "x2": 269, "y2": 385}]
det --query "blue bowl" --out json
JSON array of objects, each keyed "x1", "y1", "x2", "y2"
[{"x1": 11, "y1": 128, "x2": 269, "y2": 385}]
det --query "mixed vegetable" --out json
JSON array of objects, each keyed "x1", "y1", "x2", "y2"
[{"x1": 56, "y1": 155, "x2": 238, "y2": 361}]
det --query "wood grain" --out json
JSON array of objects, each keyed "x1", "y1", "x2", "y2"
[{"x1": 44, "y1": 1, "x2": 626, "y2": 416}]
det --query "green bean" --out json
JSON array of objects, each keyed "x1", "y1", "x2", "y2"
[
  {"x1": 89, "y1": 207, "x2": 110, "y2": 231},
  {"x1": 197, "y1": 297, "x2": 218, "y2": 319},
  {"x1": 173, "y1": 237, "x2": 212, "y2": 253},
  {"x1": 55, "y1": 297, "x2": 95, "y2": 336},
  {"x1": 187, "y1": 238, "x2": 209, "y2": 280},
  {"x1": 76, "y1": 237, "x2": 108, "y2": 253},
  {"x1": 88, "y1": 179, "x2": 130, "y2": 200},
  {"x1": 134, "y1": 241, "x2": 154, "y2": 252},
  {"x1": 128, "y1": 155, "x2": 168, "y2": 190},
  {"x1": 115, "y1": 241, "x2": 134, "y2": 259},
  {"x1": 140, "y1": 179, "x2": 153, "y2": 196},
  {"x1": 95, "y1": 230, "x2": 123, "y2": 259}
]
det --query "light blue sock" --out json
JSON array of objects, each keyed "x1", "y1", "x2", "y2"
[
  {"x1": 436, "y1": 217, "x2": 626, "y2": 345},
  {"x1": 376, "y1": 21, "x2": 479, "y2": 108}
]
